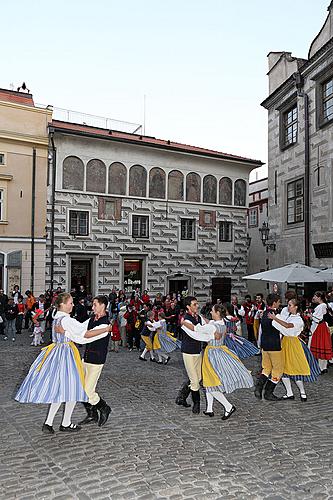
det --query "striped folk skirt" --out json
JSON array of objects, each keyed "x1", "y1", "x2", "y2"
[{"x1": 224, "y1": 334, "x2": 260, "y2": 359}]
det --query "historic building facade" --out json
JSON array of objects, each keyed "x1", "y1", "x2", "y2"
[
  {"x1": 0, "y1": 88, "x2": 51, "y2": 295},
  {"x1": 46, "y1": 120, "x2": 262, "y2": 303},
  {"x1": 261, "y1": 2, "x2": 333, "y2": 284}
]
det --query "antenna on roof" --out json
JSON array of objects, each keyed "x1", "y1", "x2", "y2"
[
  {"x1": 17, "y1": 82, "x2": 30, "y2": 93},
  {"x1": 143, "y1": 94, "x2": 146, "y2": 135}
]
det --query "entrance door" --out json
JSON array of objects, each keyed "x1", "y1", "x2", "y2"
[
  {"x1": 211, "y1": 277, "x2": 232, "y2": 304},
  {"x1": 71, "y1": 259, "x2": 92, "y2": 293},
  {"x1": 123, "y1": 259, "x2": 143, "y2": 293},
  {"x1": 169, "y1": 279, "x2": 188, "y2": 295}
]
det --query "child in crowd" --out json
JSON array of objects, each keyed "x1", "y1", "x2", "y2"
[
  {"x1": 110, "y1": 317, "x2": 121, "y2": 352},
  {"x1": 31, "y1": 309, "x2": 44, "y2": 346},
  {"x1": 16, "y1": 296, "x2": 25, "y2": 334}
]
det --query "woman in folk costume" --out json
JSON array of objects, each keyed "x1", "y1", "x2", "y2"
[
  {"x1": 222, "y1": 302, "x2": 260, "y2": 359},
  {"x1": 268, "y1": 299, "x2": 320, "y2": 402},
  {"x1": 182, "y1": 304, "x2": 254, "y2": 420},
  {"x1": 139, "y1": 310, "x2": 157, "y2": 362},
  {"x1": 150, "y1": 311, "x2": 181, "y2": 365},
  {"x1": 309, "y1": 291, "x2": 333, "y2": 374},
  {"x1": 15, "y1": 292, "x2": 112, "y2": 434}
]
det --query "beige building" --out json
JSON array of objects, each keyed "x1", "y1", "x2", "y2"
[{"x1": 0, "y1": 88, "x2": 52, "y2": 295}]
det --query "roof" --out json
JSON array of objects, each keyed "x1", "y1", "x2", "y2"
[
  {"x1": 0, "y1": 88, "x2": 35, "y2": 107},
  {"x1": 50, "y1": 119, "x2": 263, "y2": 166}
]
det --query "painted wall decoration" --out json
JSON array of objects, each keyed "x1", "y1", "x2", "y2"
[
  {"x1": 129, "y1": 165, "x2": 147, "y2": 197},
  {"x1": 234, "y1": 179, "x2": 246, "y2": 206},
  {"x1": 62, "y1": 156, "x2": 84, "y2": 190},
  {"x1": 86, "y1": 159, "x2": 106, "y2": 193},
  {"x1": 168, "y1": 170, "x2": 184, "y2": 200},
  {"x1": 186, "y1": 172, "x2": 201, "y2": 202},
  {"x1": 149, "y1": 167, "x2": 166, "y2": 199},
  {"x1": 219, "y1": 177, "x2": 232, "y2": 205},
  {"x1": 109, "y1": 162, "x2": 127, "y2": 195},
  {"x1": 203, "y1": 175, "x2": 217, "y2": 204}
]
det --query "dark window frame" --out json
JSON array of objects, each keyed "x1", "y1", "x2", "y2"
[
  {"x1": 69, "y1": 210, "x2": 89, "y2": 236},
  {"x1": 132, "y1": 214, "x2": 149, "y2": 239},
  {"x1": 219, "y1": 221, "x2": 233, "y2": 242},
  {"x1": 180, "y1": 218, "x2": 196, "y2": 240},
  {"x1": 248, "y1": 207, "x2": 258, "y2": 228},
  {"x1": 317, "y1": 75, "x2": 333, "y2": 129},
  {"x1": 286, "y1": 178, "x2": 304, "y2": 225},
  {"x1": 280, "y1": 103, "x2": 298, "y2": 150}
]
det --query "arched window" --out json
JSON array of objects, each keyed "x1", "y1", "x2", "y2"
[
  {"x1": 203, "y1": 175, "x2": 217, "y2": 203},
  {"x1": 62, "y1": 156, "x2": 84, "y2": 191},
  {"x1": 234, "y1": 179, "x2": 246, "y2": 206},
  {"x1": 186, "y1": 172, "x2": 201, "y2": 202},
  {"x1": 149, "y1": 167, "x2": 166, "y2": 199},
  {"x1": 129, "y1": 165, "x2": 147, "y2": 197},
  {"x1": 219, "y1": 177, "x2": 232, "y2": 205},
  {"x1": 108, "y1": 162, "x2": 127, "y2": 195},
  {"x1": 86, "y1": 159, "x2": 106, "y2": 193},
  {"x1": 168, "y1": 170, "x2": 184, "y2": 200}
]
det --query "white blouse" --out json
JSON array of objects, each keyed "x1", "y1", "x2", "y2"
[
  {"x1": 310, "y1": 303, "x2": 327, "y2": 334},
  {"x1": 182, "y1": 319, "x2": 226, "y2": 342},
  {"x1": 55, "y1": 311, "x2": 109, "y2": 344},
  {"x1": 272, "y1": 313, "x2": 304, "y2": 338}
]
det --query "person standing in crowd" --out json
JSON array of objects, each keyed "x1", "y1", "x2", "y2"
[
  {"x1": 15, "y1": 292, "x2": 112, "y2": 434},
  {"x1": 176, "y1": 296, "x2": 203, "y2": 413},
  {"x1": 118, "y1": 305, "x2": 127, "y2": 348},
  {"x1": 4, "y1": 297, "x2": 18, "y2": 341},
  {"x1": 110, "y1": 316, "x2": 121, "y2": 352},
  {"x1": 75, "y1": 298, "x2": 89, "y2": 323},
  {"x1": 231, "y1": 294, "x2": 246, "y2": 336},
  {"x1": 24, "y1": 290, "x2": 36, "y2": 330},
  {"x1": 141, "y1": 290, "x2": 150, "y2": 304},
  {"x1": 16, "y1": 296, "x2": 25, "y2": 334},
  {"x1": 309, "y1": 291, "x2": 333, "y2": 374},
  {"x1": 243, "y1": 295, "x2": 256, "y2": 343},
  {"x1": 165, "y1": 301, "x2": 178, "y2": 335},
  {"x1": 124, "y1": 305, "x2": 140, "y2": 351},
  {"x1": 253, "y1": 293, "x2": 265, "y2": 341},
  {"x1": 254, "y1": 293, "x2": 283, "y2": 401},
  {"x1": 0, "y1": 288, "x2": 8, "y2": 337},
  {"x1": 12, "y1": 285, "x2": 20, "y2": 304}
]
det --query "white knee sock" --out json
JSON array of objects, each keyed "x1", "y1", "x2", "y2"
[
  {"x1": 45, "y1": 402, "x2": 62, "y2": 426},
  {"x1": 319, "y1": 359, "x2": 328, "y2": 371},
  {"x1": 140, "y1": 348, "x2": 148, "y2": 359},
  {"x1": 282, "y1": 377, "x2": 293, "y2": 397},
  {"x1": 150, "y1": 350, "x2": 155, "y2": 360},
  {"x1": 211, "y1": 391, "x2": 232, "y2": 412},
  {"x1": 160, "y1": 352, "x2": 168, "y2": 360},
  {"x1": 295, "y1": 380, "x2": 306, "y2": 396},
  {"x1": 62, "y1": 401, "x2": 76, "y2": 427},
  {"x1": 206, "y1": 392, "x2": 214, "y2": 412}
]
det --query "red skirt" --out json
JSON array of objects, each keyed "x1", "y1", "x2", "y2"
[{"x1": 310, "y1": 323, "x2": 333, "y2": 360}]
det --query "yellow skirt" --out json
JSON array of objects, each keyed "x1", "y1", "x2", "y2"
[
  {"x1": 282, "y1": 337, "x2": 310, "y2": 376},
  {"x1": 141, "y1": 335, "x2": 153, "y2": 350}
]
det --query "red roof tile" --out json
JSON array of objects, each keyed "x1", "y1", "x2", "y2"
[
  {"x1": 51, "y1": 120, "x2": 263, "y2": 166},
  {"x1": 0, "y1": 88, "x2": 35, "y2": 107}
]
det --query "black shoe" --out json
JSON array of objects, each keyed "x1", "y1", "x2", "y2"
[
  {"x1": 42, "y1": 423, "x2": 55, "y2": 434},
  {"x1": 59, "y1": 423, "x2": 81, "y2": 432},
  {"x1": 203, "y1": 411, "x2": 214, "y2": 417},
  {"x1": 191, "y1": 390, "x2": 200, "y2": 414},
  {"x1": 263, "y1": 380, "x2": 281, "y2": 401},
  {"x1": 221, "y1": 405, "x2": 236, "y2": 420},
  {"x1": 150, "y1": 358, "x2": 156, "y2": 362},
  {"x1": 95, "y1": 399, "x2": 111, "y2": 427},
  {"x1": 175, "y1": 380, "x2": 191, "y2": 407},
  {"x1": 282, "y1": 394, "x2": 295, "y2": 400},
  {"x1": 164, "y1": 356, "x2": 171, "y2": 365},
  {"x1": 139, "y1": 356, "x2": 147, "y2": 361},
  {"x1": 300, "y1": 394, "x2": 307, "y2": 402},
  {"x1": 157, "y1": 360, "x2": 163, "y2": 364},
  {"x1": 321, "y1": 369, "x2": 328, "y2": 374},
  {"x1": 79, "y1": 402, "x2": 98, "y2": 425},
  {"x1": 254, "y1": 374, "x2": 268, "y2": 399}
]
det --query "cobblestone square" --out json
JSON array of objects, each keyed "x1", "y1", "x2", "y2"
[{"x1": 1, "y1": 333, "x2": 333, "y2": 499}]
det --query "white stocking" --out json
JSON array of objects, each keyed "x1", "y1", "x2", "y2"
[
  {"x1": 282, "y1": 377, "x2": 293, "y2": 397},
  {"x1": 150, "y1": 350, "x2": 155, "y2": 360},
  {"x1": 295, "y1": 380, "x2": 306, "y2": 396},
  {"x1": 319, "y1": 359, "x2": 328, "y2": 371},
  {"x1": 206, "y1": 392, "x2": 214, "y2": 412},
  {"x1": 211, "y1": 391, "x2": 232, "y2": 412},
  {"x1": 140, "y1": 348, "x2": 148, "y2": 359},
  {"x1": 45, "y1": 402, "x2": 62, "y2": 426},
  {"x1": 62, "y1": 401, "x2": 76, "y2": 427}
]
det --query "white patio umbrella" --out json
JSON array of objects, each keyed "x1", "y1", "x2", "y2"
[
  {"x1": 315, "y1": 268, "x2": 333, "y2": 281},
  {"x1": 243, "y1": 263, "x2": 326, "y2": 283}
]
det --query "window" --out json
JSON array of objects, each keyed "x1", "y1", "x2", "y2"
[
  {"x1": 86, "y1": 159, "x2": 106, "y2": 193},
  {"x1": 234, "y1": 179, "x2": 246, "y2": 206},
  {"x1": 62, "y1": 156, "x2": 84, "y2": 191},
  {"x1": 168, "y1": 170, "x2": 184, "y2": 200},
  {"x1": 0, "y1": 190, "x2": 3, "y2": 220},
  {"x1": 248, "y1": 207, "x2": 258, "y2": 227},
  {"x1": 0, "y1": 153, "x2": 5, "y2": 166},
  {"x1": 108, "y1": 162, "x2": 127, "y2": 195},
  {"x1": 181, "y1": 219, "x2": 195, "y2": 240},
  {"x1": 219, "y1": 221, "x2": 233, "y2": 242},
  {"x1": 129, "y1": 165, "x2": 147, "y2": 197},
  {"x1": 98, "y1": 197, "x2": 122, "y2": 221},
  {"x1": 322, "y1": 78, "x2": 333, "y2": 123},
  {"x1": 69, "y1": 210, "x2": 89, "y2": 236},
  {"x1": 287, "y1": 179, "x2": 304, "y2": 224},
  {"x1": 132, "y1": 215, "x2": 149, "y2": 238},
  {"x1": 199, "y1": 210, "x2": 216, "y2": 228},
  {"x1": 282, "y1": 105, "x2": 298, "y2": 147},
  {"x1": 219, "y1": 177, "x2": 232, "y2": 205}
]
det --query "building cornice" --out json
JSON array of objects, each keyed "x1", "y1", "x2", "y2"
[
  {"x1": 0, "y1": 100, "x2": 52, "y2": 116},
  {"x1": 0, "y1": 130, "x2": 49, "y2": 147}
]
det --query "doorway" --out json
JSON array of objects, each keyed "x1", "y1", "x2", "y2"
[
  {"x1": 211, "y1": 277, "x2": 232, "y2": 304},
  {"x1": 169, "y1": 279, "x2": 189, "y2": 295},
  {"x1": 70, "y1": 259, "x2": 92, "y2": 293},
  {"x1": 123, "y1": 259, "x2": 143, "y2": 293}
]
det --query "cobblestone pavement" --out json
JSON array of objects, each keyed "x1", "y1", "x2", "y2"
[{"x1": 1, "y1": 332, "x2": 333, "y2": 500}]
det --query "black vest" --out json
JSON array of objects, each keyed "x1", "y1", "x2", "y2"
[
  {"x1": 83, "y1": 315, "x2": 110, "y2": 365},
  {"x1": 260, "y1": 309, "x2": 281, "y2": 351},
  {"x1": 181, "y1": 313, "x2": 202, "y2": 354}
]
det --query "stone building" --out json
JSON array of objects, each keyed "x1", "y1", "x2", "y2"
[
  {"x1": 47, "y1": 118, "x2": 262, "y2": 303},
  {"x1": 246, "y1": 177, "x2": 269, "y2": 297},
  {"x1": 261, "y1": 2, "x2": 333, "y2": 295},
  {"x1": 0, "y1": 88, "x2": 51, "y2": 295}
]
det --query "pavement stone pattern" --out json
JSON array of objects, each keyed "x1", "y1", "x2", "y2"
[{"x1": 1, "y1": 332, "x2": 333, "y2": 499}]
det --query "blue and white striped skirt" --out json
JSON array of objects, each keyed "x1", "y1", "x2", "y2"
[
  {"x1": 15, "y1": 343, "x2": 88, "y2": 404},
  {"x1": 224, "y1": 334, "x2": 260, "y2": 359},
  {"x1": 158, "y1": 333, "x2": 182, "y2": 353},
  {"x1": 205, "y1": 347, "x2": 254, "y2": 394},
  {"x1": 287, "y1": 340, "x2": 321, "y2": 383}
]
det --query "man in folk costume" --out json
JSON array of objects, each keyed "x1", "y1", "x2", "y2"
[
  {"x1": 176, "y1": 296, "x2": 203, "y2": 413},
  {"x1": 254, "y1": 293, "x2": 283, "y2": 401},
  {"x1": 79, "y1": 295, "x2": 112, "y2": 426}
]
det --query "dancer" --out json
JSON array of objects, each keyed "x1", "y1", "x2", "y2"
[
  {"x1": 254, "y1": 293, "x2": 283, "y2": 401},
  {"x1": 309, "y1": 291, "x2": 333, "y2": 374},
  {"x1": 223, "y1": 303, "x2": 260, "y2": 358},
  {"x1": 150, "y1": 311, "x2": 181, "y2": 364},
  {"x1": 139, "y1": 310, "x2": 157, "y2": 362},
  {"x1": 77, "y1": 295, "x2": 112, "y2": 427},
  {"x1": 268, "y1": 299, "x2": 320, "y2": 401},
  {"x1": 15, "y1": 293, "x2": 112, "y2": 434},
  {"x1": 182, "y1": 304, "x2": 254, "y2": 420}
]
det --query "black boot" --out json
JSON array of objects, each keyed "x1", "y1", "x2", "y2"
[
  {"x1": 191, "y1": 390, "x2": 200, "y2": 414},
  {"x1": 95, "y1": 398, "x2": 111, "y2": 427},
  {"x1": 175, "y1": 381, "x2": 191, "y2": 407},
  {"x1": 254, "y1": 374, "x2": 268, "y2": 399},
  {"x1": 263, "y1": 380, "x2": 281, "y2": 401},
  {"x1": 79, "y1": 402, "x2": 99, "y2": 425}
]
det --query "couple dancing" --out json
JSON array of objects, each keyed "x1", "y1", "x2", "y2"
[{"x1": 176, "y1": 296, "x2": 257, "y2": 420}]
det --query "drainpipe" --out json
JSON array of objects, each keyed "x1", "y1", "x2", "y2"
[
  {"x1": 294, "y1": 72, "x2": 310, "y2": 266},
  {"x1": 30, "y1": 148, "x2": 36, "y2": 293},
  {"x1": 49, "y1": 129, "x2": 56, "y2": 290}
]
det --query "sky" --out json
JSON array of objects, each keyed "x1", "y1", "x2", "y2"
[{"x1": 0, "y1": 0, "x2": 330, "y2": 180}]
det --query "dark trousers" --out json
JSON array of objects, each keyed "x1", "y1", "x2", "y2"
[
  {"x1": 24, "y1": 310, "x2": 33, "y2": 329},
  {"x1": 127, "y1": 329, "x2": 141, "y2": 350},
  {"x1": 16, "y1": 315, "x2": 24, "y2": 333},
  {"x1": 247, "y1": 323, "x2": 255, "y2": 342}
]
